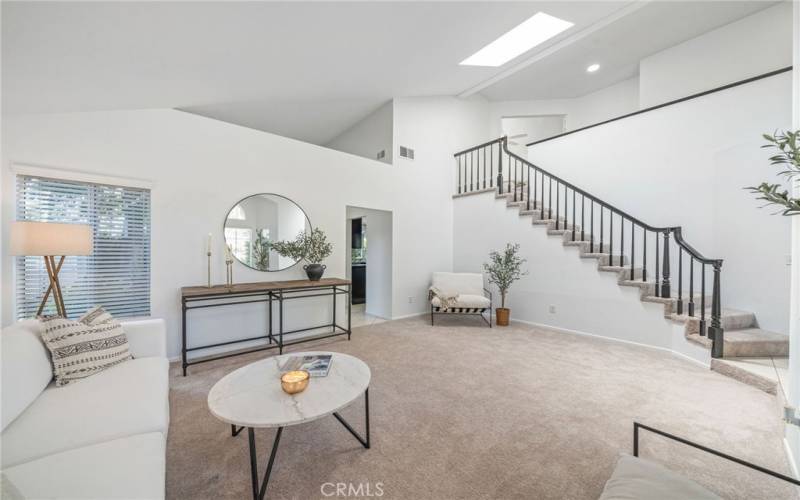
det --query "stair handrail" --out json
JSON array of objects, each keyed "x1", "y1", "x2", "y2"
[{"x1": 454, "y1": 136, "x2": 725, "y2": 358}]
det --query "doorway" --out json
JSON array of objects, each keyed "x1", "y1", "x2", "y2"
[{"x1": 345, "y1": 206, "x2": 392, "y2": 327}]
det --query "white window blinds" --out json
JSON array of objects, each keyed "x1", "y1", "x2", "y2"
[{"x1": 15, "y1": 175, "x2": 151, "y2": 320}]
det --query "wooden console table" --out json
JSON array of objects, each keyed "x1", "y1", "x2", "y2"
[{"x1": 180, "y1": 278, "x2": 351, "y2": 376}]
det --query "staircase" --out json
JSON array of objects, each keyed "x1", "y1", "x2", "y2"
[{"x1": 453, "y1": 137, "x2": 789, "y2": 394}]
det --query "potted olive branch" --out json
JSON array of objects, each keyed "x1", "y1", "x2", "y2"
[
  {"x1": 483, "y1": 243, "x2": 528, "y2": 326},
  {"x1": 271, "y1": 228, "x2": 333, "y2": 281},
  {"x1": 745, "y1": 129, "x2": 800, "y2": 216}
]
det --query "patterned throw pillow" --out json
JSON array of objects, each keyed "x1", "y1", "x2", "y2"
[{"x1": 40, "y1": 306, "x2": 132, "y2": 386}]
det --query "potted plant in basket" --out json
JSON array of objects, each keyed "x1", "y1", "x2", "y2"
[
  {"x1": 271, "y1": 228, "x2": 333, "y2": 281},
  {"x1": 484, "y1": 243, "x2": 528, "y2": 326}
]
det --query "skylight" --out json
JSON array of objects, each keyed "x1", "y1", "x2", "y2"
[{"x1": 460, "y1": 12, "x2": 574, "y2": 67}]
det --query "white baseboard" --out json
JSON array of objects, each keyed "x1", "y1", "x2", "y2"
[
  {"x1": 784, "y1": 436, "x2": 800, "y2": 478},
  {"x1": 391, "y1": 311, "x2": 428, "y2": 320},
  {"x1": 510, "y1": 317, "x2": 709, "y2": 369}
]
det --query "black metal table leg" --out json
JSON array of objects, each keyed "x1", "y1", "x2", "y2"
[
  {"x1": 267, "y1": 292, "x2": 273, "y2": 344},
  {"x1": 278, "y1": 291, "x2": 284, "y2": 354},
  {"x1": 232, "y1": 424, "x2": 244, "y2": 436},
  {"x1": 181, "y1": 299, "x2": 188, "y2": 376},
  {"x1": 347, "y1": 284, "x2": 352, "y2": 340},
  {"x1": 247, "y1": 427, "x2": 284, "y2": 500},
  {"x1": 332, "y1": 388, "x2": 370, "y2": 449}
]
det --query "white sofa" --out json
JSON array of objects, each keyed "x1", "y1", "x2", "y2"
[
  {"x1": 1, "y1": 318, "x2": 170, "y2": 499},
  {"x1": 429, "y1": 272, "x2": 492, "y2": 327}
]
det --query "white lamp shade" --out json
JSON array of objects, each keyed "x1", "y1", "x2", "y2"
[{"x1": 10, "y1": 221, "x2": 93, "y2": 256}]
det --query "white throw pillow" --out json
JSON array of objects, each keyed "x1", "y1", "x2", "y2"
[{"x1": 39, "y1": 306, "x2": 132, "y2": 386}]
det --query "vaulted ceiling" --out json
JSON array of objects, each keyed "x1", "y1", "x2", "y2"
[{"x1": 1, "y1": 1, "x2": 777, "y2": 145}]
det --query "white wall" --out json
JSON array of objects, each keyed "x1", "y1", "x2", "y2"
[
  {"x1": 326, "y1": 100, "x2": 393, "y2": 165},
  {"x1": 639, "y1": 2, "x2": 793, "y2": 108},
  {"x1": 488, "y1": 76, "x2": 640, "y2": 139},
  {"x1": 1, "y1": 105, "x2": 485, "y2": 358},
  {"x1": 391, "y1": 95, "x2": 490, "y2": 308},
  {"x1": 527, "y1": 71, "x2": 793, "y2": 334},
  {"x1": 452, "y1": 191, "x2": 713, "y2": 361}
]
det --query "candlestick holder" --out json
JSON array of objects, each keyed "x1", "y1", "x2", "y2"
[
  {"x1": 207, "y1": 251, "x2": 212, "y2": 288},
  {"x1": 226, "y1": 258, "x2": 233, "y2": 287}
]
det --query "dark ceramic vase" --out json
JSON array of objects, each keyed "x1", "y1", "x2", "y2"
[{"x1": 304, "y1": 263, "x2": 326, "y2": 281}]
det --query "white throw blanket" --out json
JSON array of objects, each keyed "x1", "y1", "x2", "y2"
[{"x1": 429, "y1": 286, "x2": 459, "y2": 312}]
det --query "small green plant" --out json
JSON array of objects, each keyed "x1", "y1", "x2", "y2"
[
  {"x1": 484, "y1": 243, "x2": 528, "y2": 308},
  {"x1": 745, "y1": 130, "x2": 800, "y2": 216},
  {"x1": 271, "y1": 228, "x2": 333, "y2": 264}
]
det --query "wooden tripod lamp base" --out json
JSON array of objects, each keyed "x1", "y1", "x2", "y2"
[{"x1": 11, "y1": 222, "x2": 93, "y2": 318}]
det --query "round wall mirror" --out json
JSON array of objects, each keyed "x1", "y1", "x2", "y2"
[{"x1": 223, "y1": 194, "x2": 311, "y2": 272}]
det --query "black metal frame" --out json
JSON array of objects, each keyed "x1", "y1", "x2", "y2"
[
  {"x1": 237, "y1": 388, "x2": 370, "y2": 500},
  {"x1": 429, "y1": 287, "x2": 492, "y2": 328},
  {"x1": 633, "y1": 422, "x2": 800, "y2": 487},
  {"x1": 181, "y1": 283, "x2": 352, "y2": 376}
]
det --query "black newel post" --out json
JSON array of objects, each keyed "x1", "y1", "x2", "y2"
[
  {"x1": 661, "y1": 230, "x2": 671, "y2": 298},
  {"x1": 497, "y1": 139, "x2": 504, "y2": 194},
  {"x1": 709, "y1": 261, "x2": 724, "y2": 358}
]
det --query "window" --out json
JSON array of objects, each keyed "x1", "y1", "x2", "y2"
[
  {"x1": 15, "y1": 175, "x2": 151, "y2": 319},
  {"x1": 224, "y1": 227, "x2": 252, "y2": 265}
]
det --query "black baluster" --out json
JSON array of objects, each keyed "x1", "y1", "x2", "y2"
[
  {"x1": 688, "y1": 258, "x2": 695, "y2": 316},
  {"x1": 642, "y1": 229, "x2": 647, "y2": 282},
  {"x1": 548, "y1": 177, "x2": 552, "y2": 222},
  {"x1": 513, "y1": 159, "x2": 518, "y2": 202},
  {"x1": 555, "y1": 181, "x2": 560, "y2": 229},
  {"x1": 581, "y1": 195, "x2": 585, "y2": 242},
  {"x1": 489, "y1": 144, "x2": 494, "y2": 188},
  {"x1": 507, "y1": 151, "x2": 511, "y2": 195},
  {"x1": 655, "y1": 233, "x2": 660, "y2": 298},
  {"x1": 532, "y1": 170, "x2": 537, "y2": 212},
  {"x1": 572, "y1": 189, "x2": 576, "y2": 241},
  {"x1": 564, "y1": 184, "x2": 568, "y2": 233},
  {"x1": 619, "y1": 216, "x2": 624, "y2": 267},
  {"x1": 661, "y1": 231, "x2": 671, "y2": 298},
  {"x1": 677, "y1": 248, "x2": 683, "y2": 315},
  {"x1": 599, "y1": 206, "x2": 604, "y2": 253},
  {"x1": 497, "y1": 142, "x2": 503, "y2": 193},
  {"x1": 526, "y1": 167, "x2": 531, "y2": 211},
  {"x1": 609, "y1": 212, "x2": 614, "y2": 265},
  {"x1": 470, "y1": 151, "x2": 474, "y2": 192},
  {"x1": 482, "y1": 147, "x2": 487, "y2": 189},
  {"x1": 700, "y1": 263, "x2": 706, "y2": 336},
  {"x1": 590, "y1": 201, "x2": 594, "y2": 253},
  {"x1": 457, "y1": 155, "x2": 462, "y2": 194},
  {"x1": 630, "y1": 221, "x2": 635, "y2": 280},
  {"x1": 709, "y1": 262, "x2": 724, "y2": 358}
]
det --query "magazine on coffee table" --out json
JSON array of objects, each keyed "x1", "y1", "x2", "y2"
[{"x1": 280, "y1": 354, "x2": 333, "y2": 377}]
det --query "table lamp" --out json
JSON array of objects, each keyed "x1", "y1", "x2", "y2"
[{"x1": 10, "y1": 221, "x2": 93, "y2": 317}]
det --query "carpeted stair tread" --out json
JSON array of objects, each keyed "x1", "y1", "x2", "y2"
[
  {"x1": 710, "y1": 358, "x2": 778, "y2": 395},
  {"x1": 723, "y1": 328, "x2": 789, "y2": 357}
]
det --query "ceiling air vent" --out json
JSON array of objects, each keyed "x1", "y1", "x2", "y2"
[{"x1": 399, "y1": 146, "x2": 415, "y2": 160}]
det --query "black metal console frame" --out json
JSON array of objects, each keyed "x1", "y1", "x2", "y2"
[
  {"x1": 236, "y1": 388, "x2": 370, "y2": 500},
  {"x1": 633, "y1": 421, "x2": 800, "y2": 487},
  {"x1": 181, "y1": 283, "x2": 352, "y2": 376}
]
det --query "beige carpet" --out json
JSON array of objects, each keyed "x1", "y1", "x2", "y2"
[{"x1": 167, "y1": 316, "x2": 796, "y2": 499}]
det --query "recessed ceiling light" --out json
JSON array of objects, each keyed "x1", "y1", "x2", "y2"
[
  {"x1": 586, "y1": 63, "x2": 600, "y2": 73},
  {"x1": 460, "y1": 12, "x2": 574, "y2": 67}
]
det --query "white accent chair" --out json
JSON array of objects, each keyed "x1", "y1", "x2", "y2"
[
  {"x1": 1, "y1": 318, "x2": 169, "y2": 499},
  {"x1": 429, "y1": 272, "x2": 492, "y2": 327}
]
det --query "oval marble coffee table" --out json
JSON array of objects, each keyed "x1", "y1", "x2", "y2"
[{"x1": 208, "y1": 351, "x2": 371, "y2": 500}]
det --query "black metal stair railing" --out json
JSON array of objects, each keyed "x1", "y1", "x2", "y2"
[{"x1": 453, "y1": 136, "x2": 725, "y2": 358}]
